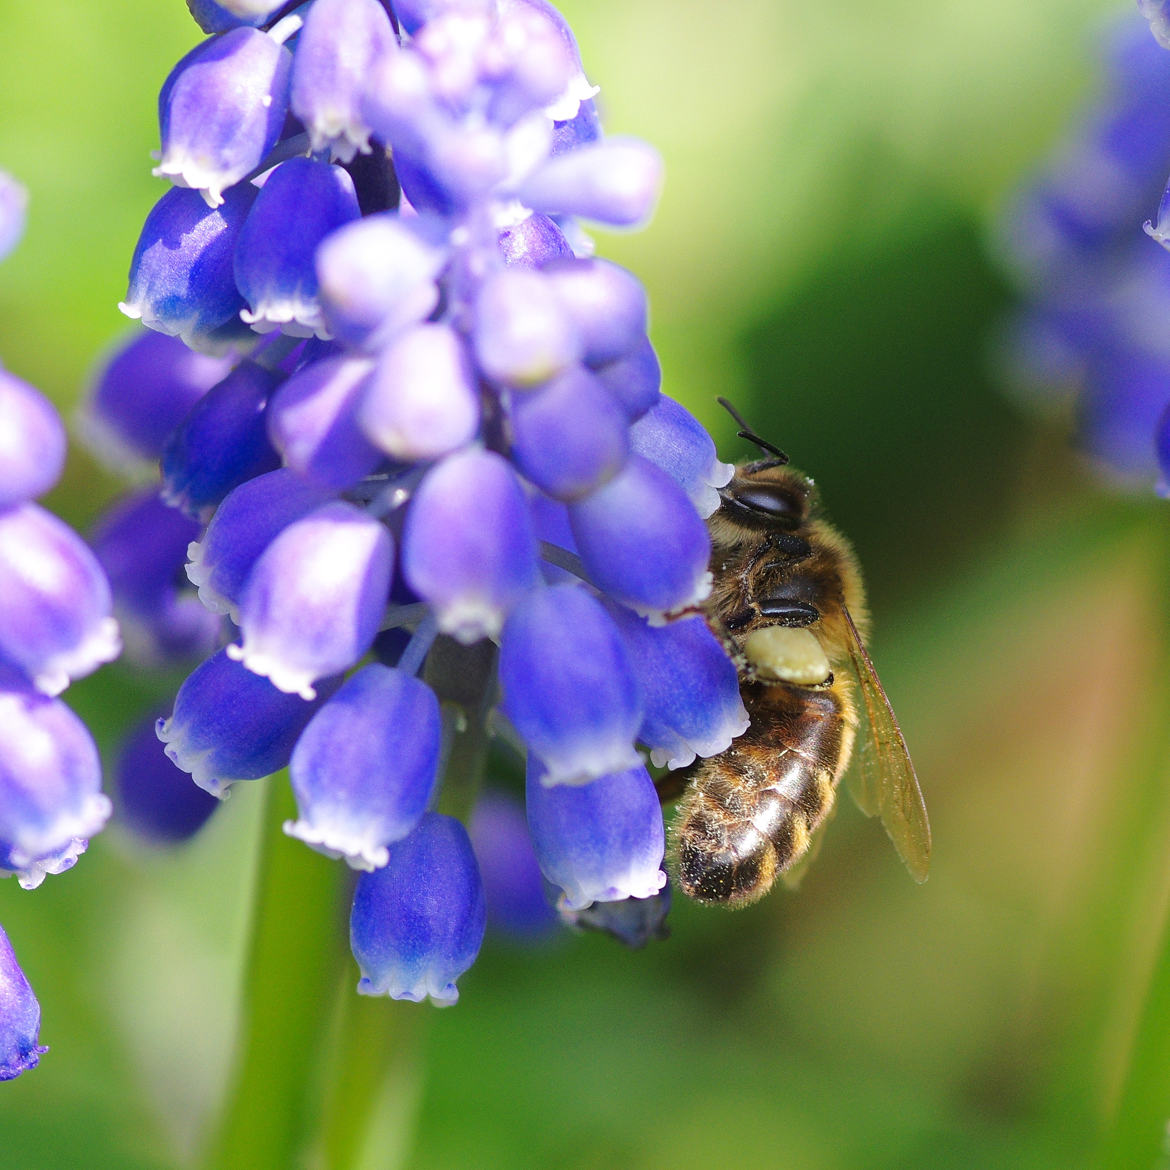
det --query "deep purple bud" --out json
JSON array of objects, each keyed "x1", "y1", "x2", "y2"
[
  {"x1": 186, "y1": 468, "x2": 332, "y2": 620},
  {"x1": 359, "y1": 324, "x2": 480, "y2": 461},
  {"x1": 267, "y1": 356, "x2": 384, "y2": 491},
  {"x1": 161, "y1": 360, "x2": 283, "y2": 520},
  {"x1": 558, "y1": 883, "x2": 671, "y2": 948},
  {"x1": 606, "y1": 605, "x2": 748, "y2": 770},
  {"x1": 317, "y1": 213, "x2": 447, "y2": 352},
  {"x1": 473, "y1": 268, "x2": 582, "y2": 388},
  {"x1": 0, "y1": 369, "x2": 65, "y2": 507},
  {"x1": 0, "y1": 682, "x2": 110, "y2": 889},
  {"x1": 592, "y1": 335, "x2": 661, "y2": 421},
  {"x1": 627, "y1": 395, "x2": 733, "y2": 518},
  {"x1": 121, "y1": 183, "x2": 257, "y2": 353},
  {"x1": 92, "y1": 489, "x2": 219, "y2": 666},
  {"x1": 0, "y1": 925, "x2": 47, "y2": 1080},
  {"x1": 568, "y1": 454, "x2": 711, "y2": 617},
  {"x1": 82, "y1": 330, "x2": 231, "y2": 470},
  {"x1": 350, "y1": 812, "x2": 486, "y2": 1004},
  {"x1": 469, "y1": 793, "x2": 558, "y2": 939},
  {"x1": 498, "y1": 584, "x2": 643, "y2": 784},
  {"x1": 518, "y1": 137, "x2": 663, "y2": 227},
  {"x1": 541, "y1": 258, "x2": 647, "y2": 367},
  {"x1": 525, "y1": 756, "x2": 666, "y2": 911},
  {"x1": 0, "y1": 172, "x2": 28, "y2": 263},
  {"x1": 286, "y1": 665, "x2": 441, "y2": 869},
  {"x1": 158, "y1": 648, "x2": 338, "y2": 797},
  {"x1": 115, "y1": 710, "x2": 220, "y2": 843},
  {"x1": 235, "y1": 158, "x2": 361, "y2": 337},
  {"x1": 401, "y1": 448, "x2": 539, "y2": 642},
  {"x1": 497, "y1": 212, "x2": 573, "y2": 268},
  {"x1": 508, "y1": 365, "x2": 628, "y2": 501},
  {"x1": 155, "y1": 28, "x2": 292, "y2": 206},
  {"x1": 230, "y1": 500, "x2": 394, "y2": 698},
  {"x1": 0, "y1": 504, "x2": 120, "y2": 695},
  {"x1": 290, "y1": 0, "x2": 397, "y2": 163}
]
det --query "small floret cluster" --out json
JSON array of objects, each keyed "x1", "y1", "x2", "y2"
[
  {"x1": 94, "y1": 0, "x2": 750, "y2": 1004},
  {"x1": 998, "y1": 12, "x2": 1170, "y2": 490},
  {"x1": 0, "y1": 172, "x2": 121, "y2": 1080}
]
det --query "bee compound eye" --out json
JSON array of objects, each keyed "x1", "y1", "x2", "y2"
[{"x1": 729, "y1": 483, "x2": 802, "y2": 519}]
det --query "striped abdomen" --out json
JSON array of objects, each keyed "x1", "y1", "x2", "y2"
[{"x1": 673, "y1": 681, "x2": 854, "y2": 905}]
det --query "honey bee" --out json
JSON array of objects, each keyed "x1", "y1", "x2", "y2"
[{"x1": 667, "y1": 400, "x2": 930, "y2": 905}]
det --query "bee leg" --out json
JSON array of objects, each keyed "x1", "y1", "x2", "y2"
[{"x1": 757, "y1": 598, "x2": 821, "y2": 626}]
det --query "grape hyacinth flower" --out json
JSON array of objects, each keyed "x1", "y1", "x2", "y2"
[
  {"x1": 0, "y1": 171, "x2": 118, "y2": 1081},
  {"x1": 996, "y1": 14, "x2": 1170, "y2": 488},
  {"x1": 103, "y1": 0, "x2": 751, "y2": 1005}
]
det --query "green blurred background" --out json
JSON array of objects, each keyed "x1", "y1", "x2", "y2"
[{"x1": 2, "y1": 1, "x2": 1169, "y2": 1167}]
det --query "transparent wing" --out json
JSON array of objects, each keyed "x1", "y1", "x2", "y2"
[{"x1": 842, "y1": 607, "x2": 931, "y2": 882}]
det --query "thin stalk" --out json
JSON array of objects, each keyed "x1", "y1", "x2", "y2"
[
  {"x1": 201, "y1": 778, "x2": 348, "y2": 1170},
  {"x1": 315, "y1": 983, "x2": 427, "y2": 1170}
]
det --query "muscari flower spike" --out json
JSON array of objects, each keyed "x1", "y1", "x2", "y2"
[{"x1": 96, "y1": 0, "x2": 751, "y2": 1003}]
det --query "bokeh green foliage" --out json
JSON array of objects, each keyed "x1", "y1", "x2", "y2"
[{"x1": 2, "y1": 1, "x2": 1169, "y2": 1167}]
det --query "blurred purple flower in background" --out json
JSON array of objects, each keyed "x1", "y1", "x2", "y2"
[{"x1": 996, "y1": 13, "x2": 1170, "y2": 490}]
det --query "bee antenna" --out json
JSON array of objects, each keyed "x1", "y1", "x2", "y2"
[{"x1": 716, "y1": 396, "x2": 789, "y2": 463}]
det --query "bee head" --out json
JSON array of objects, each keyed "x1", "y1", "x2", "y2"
[{"x1": 719, "y1": 462, "x2": 814, "y2": 529}]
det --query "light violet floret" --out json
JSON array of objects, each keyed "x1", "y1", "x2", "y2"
[
  {"x1": 229, "y1": 499, "x2": 394, "y2": 699},
  {"x1": 0, "y1": 503, "x2": 121, "y2": 696},
  {"x1": 525, "y1": 757, "x2": 666, "y2": 911},
  {"x1": 290, "y1": 0, "x2": 398, "y2": 163},
  {"x1": 0, "y1": 686, "x2": 111, "y2": 890},
  {"x1": 154, "y1": 28, "x2": 292, "y2": 208},
  {"x1": 359, "y1": 324, "x2": 481, "y2": 462}
]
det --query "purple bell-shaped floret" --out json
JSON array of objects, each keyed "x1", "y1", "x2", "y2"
[
  {"x1": 229, "y1": 499, "x2": 394, "y2": 699},
  {"x1": 121, "y1": 184, "x2": 257, "y2": 353},
  {"x1": 286, "y1": 664, "x2": 442, "y2": 870},
  {"x1": 350, "y1": 812, "x2": 486, "y2": 1005},
  {"x1": 157, "y1": 648, "x2": 338, "y2": 798},
  {"x1": 0, "y1": 503, "x2": 121, "y2": 696},
  {"x1": 155, "y1": 27, "x2": 292, "y2": 207},
  {"x1": 525, "y1": 756, "x2": 666, "y2": 911},
  {"x1": 498, "y1": 584, "x2": 643, "y2": 784},
  {"x1": 400, "y1": 447, "x2": 539, "y2": 643},
  {"x1": 289, "y1": 0, "x2": 397, "y2": 163},
  {"x1": 0, "y1": 680, "x2": 110, "y2": 889}
]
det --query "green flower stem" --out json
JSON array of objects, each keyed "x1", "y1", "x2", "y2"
[
  {"x1": 202, "y1": 777, "x2": 349, "y2": 1170},
  {"x1": 315, "y1": 986, "x2": 426, "y2": 1170}
]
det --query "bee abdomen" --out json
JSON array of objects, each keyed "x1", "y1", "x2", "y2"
[{"x1": 675, "y1": 771, "x2": 836, "y2": 906}]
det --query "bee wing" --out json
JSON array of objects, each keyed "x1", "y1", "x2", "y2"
[{"x1": 842, "y1": 607, "x2": 931, "y2": 882}]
